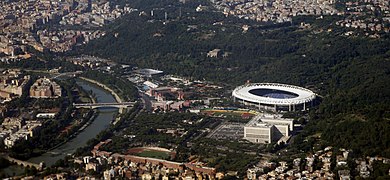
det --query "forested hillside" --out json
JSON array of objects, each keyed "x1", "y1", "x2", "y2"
[{"x1": 76, "y1": 0, "x2": 390, "y2": 157}]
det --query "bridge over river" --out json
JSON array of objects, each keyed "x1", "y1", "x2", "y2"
[
  {"x1": 73, "y1": 102, "x2": 136, "y2": 109},
  {"x1": 3, "y1": 155, "x2": 43, "y2": 170}
]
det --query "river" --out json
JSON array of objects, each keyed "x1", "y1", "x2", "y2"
[{"x1": 26, "y1": 80, "x2": 118, "y2": 166}]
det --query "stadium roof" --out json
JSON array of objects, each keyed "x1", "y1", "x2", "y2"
[
  {"x1": 232, "y1": 83, "x2": 316, "y2": 105},
  {"x1": 135, "y1": 69, "x2": 163, "y2": 76}
]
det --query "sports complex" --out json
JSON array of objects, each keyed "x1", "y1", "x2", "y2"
[{"x1": 232, "y1": 83, "x2": 316, "y2": 111}]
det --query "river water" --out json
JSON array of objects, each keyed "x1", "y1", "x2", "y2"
[{"x1": 26, "y1": 80, "x2": 118, "y2": 166}]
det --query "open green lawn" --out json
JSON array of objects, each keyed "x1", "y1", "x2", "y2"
[{"x1": 137, "y1": 150, "x2": 170, "y2": 159}]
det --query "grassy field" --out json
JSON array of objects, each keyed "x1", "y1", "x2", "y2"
[{"x1": 137, "y1": 150, "x2": 170, "y2": 159}]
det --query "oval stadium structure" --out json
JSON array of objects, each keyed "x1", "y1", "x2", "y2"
[{"x1": 232, "y1": 83, "x2": 316, "y2": 111}]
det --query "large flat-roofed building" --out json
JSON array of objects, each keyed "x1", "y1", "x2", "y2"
[
  {"x1": 29, "y1": 78, "x2": 62, "y2": 98},
  {"x1": 244, "y1": 114, "x2": 294, "y2": 144},
  {"x1": 261, "y1": 114, "x2": 294, "y2": 132},
  {"x1": 244, "y1": 123, "x2": 274, "y2": 143},
  {"x1": 0, "y1": 69, "x2": 30, "y2": 102},
  {"x1": 2, "y1": 119, "x2": 42, "y2": 148}
]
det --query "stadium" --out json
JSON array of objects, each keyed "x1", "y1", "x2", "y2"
[{"x1": 232, "y1": 83, "x2": 316, "y2": 111}]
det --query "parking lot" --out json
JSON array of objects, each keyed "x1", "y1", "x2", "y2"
[{"x1": 207, "y1": 122, "x2": 245, "y2": 140}]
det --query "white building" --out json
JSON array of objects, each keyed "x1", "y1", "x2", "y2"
[
  {"x1": 244, "y1": 114, "x2": 294, "y2": 144},
  {"x1": 244, "y1": 123, "x2": 273, "y2": 143},
  {"x1": 143, "y1": 81, "x2": 158, "y2": 89},
  {"x1": 36, "y1": 113, "x2": 57, "y2": 118}
]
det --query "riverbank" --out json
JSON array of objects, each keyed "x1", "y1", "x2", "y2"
[
  {"x1": 1, "y1": 76, "x2": 132, "y2": 173},
  {"x1": 79, "y1": 77, "x2": 123, "y2": 103},
  {"x1": 25, "y1": 80, "x2": 119, "y2": 166},
  {"x1": 79, "y1": 76, "x2": 129, "y2": 121},
  {"x1": 43, "y1": 78, "x2": 99, "y2": 152},
  {"x1": 47, "y1": 110, "x2": 97, "y2": 152}
]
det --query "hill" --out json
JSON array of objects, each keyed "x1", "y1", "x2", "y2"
[{"x1": 76, "y1": 0, "x2": 390, "y2": 157}]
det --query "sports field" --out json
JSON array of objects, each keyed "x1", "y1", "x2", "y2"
[
  {"x1": 127, "y1": 147, "x2": 173, "y2": 159},
  {"x1": 137, "y1": 150, "x2": 170, "y2": 159}
]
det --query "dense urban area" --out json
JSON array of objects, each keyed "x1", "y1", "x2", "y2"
[{"x1": 0, "y1": 0, "x2": 389, "y2": 179}]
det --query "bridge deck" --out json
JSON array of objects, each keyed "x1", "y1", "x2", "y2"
[
  {"x1": 73, "y1": 102, "x2": 136, "y2": 108},
  {"x1": 4, "y1": 155, "x2": 42, "y2": 170}
]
